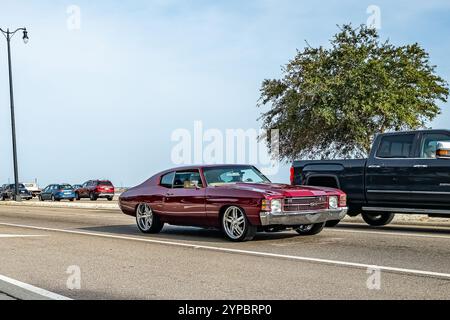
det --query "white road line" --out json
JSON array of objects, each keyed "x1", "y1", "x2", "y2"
[
  {"x1": 1, "y1": 222, "x2": 450, "y2": 281},
  {"x1": 0, "y1": 274, "x2": 71, "y2": 300},
  {"x1": 330, "y1": 226, "x2": 450, "y2": 240},
  {"x1": 0, "y1": 234, "x2": 46, "y2": 238}
]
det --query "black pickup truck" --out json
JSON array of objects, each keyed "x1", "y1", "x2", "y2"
[{"x1": 291, "y1": 130, "x2": 450, "y2": 227}]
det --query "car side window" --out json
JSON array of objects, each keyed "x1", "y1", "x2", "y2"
[
  {"x1": 420, "y1": 133, "x2": 450, "y2": 159},
  {"x1": 376, "y1": 134, "x2": 415, "y2": 159},
  {"x1": 173, "y1": 171, "x2": 203, "y2": 189},
  {"x1": 160, "y1": 172, "x2": 175, "y2": 188}
]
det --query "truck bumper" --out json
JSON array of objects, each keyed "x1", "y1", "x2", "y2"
[{"x1": 259, "y1": 208, "x2": 348, "y2": 226}]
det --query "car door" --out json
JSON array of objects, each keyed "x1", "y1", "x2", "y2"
[
  {"x1": 406, "y1": 131, "x2": 450, "y2": 209},
  {"x1": 80, "y1": 181, "x2": 89, "y2": 197},
  {"x1": 365, "y1": 133, "x2": 420, "y2": 207},
  {"x1": 41, "y1": 186, "x2": 51, "y2": 200},
  {"x1": 163, "y1": 170, "x2": 207, "y2": 224}
]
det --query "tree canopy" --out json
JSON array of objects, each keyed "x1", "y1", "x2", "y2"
[{"x1": 258, "y1": 24, "x2": 449, "y2": 160}]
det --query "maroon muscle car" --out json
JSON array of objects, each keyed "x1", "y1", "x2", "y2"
[{"x1": 119, "y1": 165, "x2": 348, "y2": 242}]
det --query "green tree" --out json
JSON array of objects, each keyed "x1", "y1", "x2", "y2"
[{"x1": 258, "y1": 24, "x2": 449, "y2": 160}]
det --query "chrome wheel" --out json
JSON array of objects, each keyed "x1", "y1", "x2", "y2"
[
  {"x1": 223, "y1": 206, "x2": 246, "y2": 240},
  {"x1": 136, "y1": 203, "x2": 153, "y2": 232}
]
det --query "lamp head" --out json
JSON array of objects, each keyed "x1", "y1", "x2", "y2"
[{"x1": 22, "y1": 29, "x2": 28, "y2": 44}]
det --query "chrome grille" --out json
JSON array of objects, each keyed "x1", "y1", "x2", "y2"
[{"x1": 283, "y1": 196, "x2": 327, "y2": 212}]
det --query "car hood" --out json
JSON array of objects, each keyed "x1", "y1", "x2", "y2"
[{"x1": 213, "y1": 183, "x2": 341, "y2": 197}]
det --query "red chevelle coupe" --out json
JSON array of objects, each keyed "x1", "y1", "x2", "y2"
[{"x1": 119, "y1": 165, "x2": 348, "y2": 242}]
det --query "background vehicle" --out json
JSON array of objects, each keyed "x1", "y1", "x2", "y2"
[
  {"x1": 1, "y1": 184, "x2": 33, "y2": 201},
  {"x1": 292, "y1": 130, "x2": 450, "y2": 227},
  {"x1": 72, "y1": 184, "x2": 82, "y2": 190},
  {"x1": 119, "y1": 165, "x2": 347, "y2": 242},
  {"x1": 75, "y1": 180, "x2": 115, "y2": 201},
  {"x1": 23, "y1": 182, "x2": 41, "y2": 198},
  {"x1": 39, "y1": 184, "x2": 76, "y2": 201}
]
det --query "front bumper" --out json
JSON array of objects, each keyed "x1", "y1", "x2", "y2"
[{"x1": 259, "y1": 208, "x2": 348, "y2": 226}]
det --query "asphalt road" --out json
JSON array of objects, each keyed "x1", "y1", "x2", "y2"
[{"x1": 0, "y1": 205, "x2": 450, "y2": 300}]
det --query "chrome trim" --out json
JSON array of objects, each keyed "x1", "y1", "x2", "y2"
[
  {"x1": 362, "y1": 207, "x2": 450, "y2": 215},
  {"x1": 259, "y1": 208, "x2": 348, "y2": 226},
  {"x1": 367, "y1": 190, "x2": 450, "y2": 195}
]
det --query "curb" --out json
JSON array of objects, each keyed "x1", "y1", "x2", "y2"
[{"x1": 0, "y1": 275, "x2": 71, "y2": 300}]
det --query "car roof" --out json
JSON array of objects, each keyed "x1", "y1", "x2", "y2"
[{"x1": 159, "y1": 164, "x2": 256, "y2": 174}]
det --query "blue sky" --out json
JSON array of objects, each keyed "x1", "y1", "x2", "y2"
[{"x1": 0, "y1": 0, "x2": 449, "y2": 187}]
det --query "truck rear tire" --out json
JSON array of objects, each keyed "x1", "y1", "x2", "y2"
[{"x1": 362, "y1": 212, "x2": 395, "y2": 226}]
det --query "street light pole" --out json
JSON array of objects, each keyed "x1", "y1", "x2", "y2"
[{"x1": 0, "y1": 27, "x2": 28, "y2": 201}]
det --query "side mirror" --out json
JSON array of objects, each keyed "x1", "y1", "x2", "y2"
[{"x1": 436, "y1": 141, "x2": 450, "y2": 159}]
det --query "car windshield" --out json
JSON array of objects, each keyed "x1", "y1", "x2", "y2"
[
  {"x1": 203, "y1": 166, "x2": 271, "y2": 186},
  {"x1": 59, "y1": 185, "x2": 73, "y2": 190},
  {"x1": 9, "y1": 184, "x2": 25, "y2": 189}
]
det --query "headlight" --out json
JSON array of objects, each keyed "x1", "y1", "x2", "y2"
[
  {"x1": 329, "y1": 196, "x2": 338, "y2": 209},
  {"x1": 271, "y1": 199, "x2": 282, "y2": 214}
]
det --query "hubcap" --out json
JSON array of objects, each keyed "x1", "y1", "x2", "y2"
[
  {"x1": 223, "y1": 207, "x2": 246, "y2": 239},
  {"x1": 137, "y1": 203, "x2": 153, "y2": 231}
]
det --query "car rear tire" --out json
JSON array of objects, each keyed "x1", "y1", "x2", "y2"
[
  {"x1": 39, "y1": 195, "x2": 43, "y2": 201},
  {"x1": 51, "y1": 195, "x2": 56, "y2": 202},
  {"x1": 107, "y1": 197, "x2": 113, "y2": 201},
  {"x1": 295, "y1": 222, "x2": 326, "y2": 236},
  {"x1": 90, "y1": 193, "x2": 97, "y2": 201},
  {"x1": 325, "y1": 220, "x2": 341, "y2": 228},
  {"x1": 362, "y1": 212, "x2": 395, "y2": 226},
  {"x1": 75, "y1": 193, "x2": 80, "y2": 201},
  {"x1": 221, "y1": 206, "x2": 256, "y2": 242},
  {"x1": 69, "y1": 198, "x2": 74, "y2": 202},
  {"x1": 136, "y1": 203, "x2": 164, "y2": 234}
]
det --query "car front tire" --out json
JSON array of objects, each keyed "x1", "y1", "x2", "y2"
[
  {"x1": 221, "y1": 206, "x2": 256, "y2": 242},
  {"x1": 136, "y1": 203, "x2": 164, "y2": 234},
  {"x1": 90, "y1": 192, "x2": 97, "y2": 201},
  {"x1": 361, "y1": 212, "x2": 395, "y2": 226},
  {"x1": 295, "y1": 222, "x2": 326, "y2": 236}
]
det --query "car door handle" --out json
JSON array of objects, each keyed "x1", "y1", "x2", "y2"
[
  {"x1": 413, "y1": 165, "x2": 428, "y2": 168},
  {"x1": 166, "y1": 192, "x2": 174, "y2": 196},
  {"x1": 368, "y1": 165, "x2": 382, "y2": 169}
]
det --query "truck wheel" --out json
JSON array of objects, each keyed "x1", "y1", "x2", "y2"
[
  {"x1": 295, "y1": 222, "x2": 325, "y2": 236},
  {"x1": 362, "y1": 212, "x2": 395, "y2": 226},
  {"x1": 325, "y1": 220, "x2": 341, "y2": 228}
]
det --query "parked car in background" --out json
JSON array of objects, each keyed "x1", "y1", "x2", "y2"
[
  {"x1": 72, "y1": 184, "x2": 82, "y2": 191},
  {"x1": 291, "y1": 129, "x2": 450, "y2": 227},
  {"x1": 75, "y1": 180, "x2": 115, "y2": 201},
  {"x1": 1, "y1": 184, "x2": 32, "y2": 201},
  {"x1": 39, "y1": 184, "x2": 76, "y2": 201},
  {"x1": 23, "y1": 182, "x2": 41, "y2": 198},
  {"x1": 119, "y1": 165, "x2": 347, "y2": 242}
]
